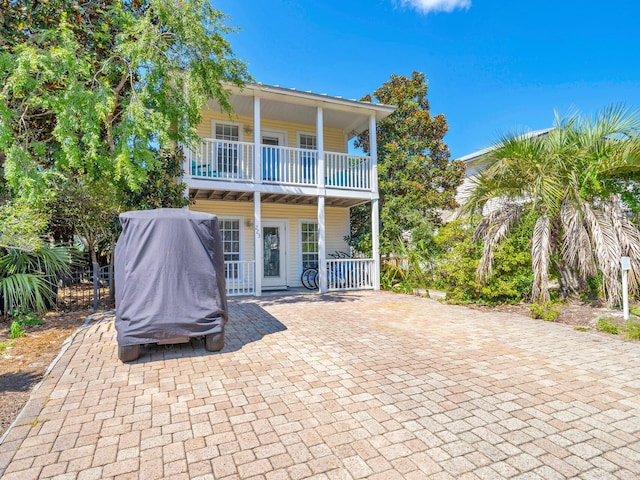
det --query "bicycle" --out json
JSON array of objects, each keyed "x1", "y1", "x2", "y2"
[
  {"x1": 301, "y1": 265, "x2": 319, "y2": 290},
  {"x1": 301, "y1": 251, "x2": 359, "y2": 291}
]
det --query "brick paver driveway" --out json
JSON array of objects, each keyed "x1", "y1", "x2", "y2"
[{"x1": 1, "y1": 291, "x2": 639, "y2": 479}]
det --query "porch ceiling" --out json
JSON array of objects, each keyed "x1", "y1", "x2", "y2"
[
  {"x1": 189, "y1": 188, "x2": 368, "y2": 208},
  {"x1": 205, "y1": 83, "x2": 396, "y2": 138}
]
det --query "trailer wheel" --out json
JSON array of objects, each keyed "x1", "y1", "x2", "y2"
[
  {"x1": 118, "y1": 344, "x2": 140, "y2": 362},
  {"x1": 205, "y1": 332, "x2": 224, "y2": 352}
]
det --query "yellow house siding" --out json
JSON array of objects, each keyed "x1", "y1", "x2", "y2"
[
  {"x1": 197, "y1": 110, "x2": 346, "y2": 153},
  {"x1": 191, "y1": 200, "x2": 350, "y2": 287}
]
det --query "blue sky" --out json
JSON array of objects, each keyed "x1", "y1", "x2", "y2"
[{"x1": 214, "y1": 0, "x2": 640, "y2": 159}]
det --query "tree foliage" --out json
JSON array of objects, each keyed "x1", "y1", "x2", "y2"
[
  {"x1": 465, "y1": 106, "x2": 640, "y2": 307},
  {"x1": 0, "y1": 0, "x2": 249, "y2": 201},
  {"x1": 0, "y1": 0, "x2": 247, "y2": 273},
  {"x1": 351, "y1": 72, "x2": 465, "y2": 254}
]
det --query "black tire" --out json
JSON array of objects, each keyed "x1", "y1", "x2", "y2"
[
  {"x1": 205, "y1": 332, "x2": 225, "y2": 352},
  {"x1": 118, "y1": 344, "x2": 140, "y2": 362},
  {"x1": 301, "y1": 268, "x2": 318, "y2": 290}
]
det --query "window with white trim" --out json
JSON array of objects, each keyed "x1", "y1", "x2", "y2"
[
  {"x1": 219, "y1": 218, "x2": 241, "y2": 278},
  {"x1": 298, "y1": 134, "x2": 317, "y2": 183},
  {"x1": 299, "y1": 134, "x2": 316, "y2": 150},
  {"x1": 301, "y1": 222, "x2": 318, "y2": 270},
  {"x1": 214, "y1": 123, "x2": 240, "y2": 175}
]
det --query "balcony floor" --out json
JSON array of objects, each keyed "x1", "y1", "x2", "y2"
[{"x1": 189, "y1": 187, "x2": 369, "y2": 208}]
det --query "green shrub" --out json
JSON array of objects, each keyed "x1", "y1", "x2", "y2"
[
  {"x1": 10, "y1": 321, "x2": 25, "y2": 339},
  {"x1": 596, "y1": 317, "x2": 619, "y2": 335},
  {"x1": 530, "y1": 301, "x2": 560, "y2": 321},
  {"x1": 11, "y1": 309, "x2": 43, "y2": 327},
  {"x1": 431, "y1": 215, "x2": 535, "y2": 304}
]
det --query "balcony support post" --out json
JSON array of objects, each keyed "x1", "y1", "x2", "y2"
[
  {"x1": 316, "y1": 106, "x2": 327, "y2": 293},
  {"x1": 318, "y1": 195, "x2": 327, "y2": 293},
  {"x1": 369, "y1": 114, "x2": 380, "y2": 290},
  {"x1": 317, "y1": 106, "x2": 325, "y2": 189},
  {"x1": 254, "y1": 191, "x2": 262, "y2": 296},
  {"x1": 254, "y1": 96, "x2": 261, "y2": 184}
]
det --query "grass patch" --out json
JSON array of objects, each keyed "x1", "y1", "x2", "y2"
[
  {"x1": 625, "y1": 321, "x2": 640, "y2": 340},
  {"x1": 574, "y1": 326, "x2": 589, "y2": 332},
  {"x1": 596, "y1": 316, "x2": 640, "y2": 340},
  {"x1": 0, "y1": 340, "x2": 15, "y2": 352},
  {"x1": 596, "y1": 317, "x2": 619, "y2": 335}
]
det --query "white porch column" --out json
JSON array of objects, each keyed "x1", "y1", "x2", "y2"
[
  {"x1": 254, "y1": 192, "x2": 262, "y2": 296},
  {"x1": 318, "y1": 196, "x2": 327, "y2": 293},
  {"x1": 369, "y1": 114, "x2": 381, "y2": 290},
  {"x1": 317, "y1": 106, "x2": 328, "y2": 293},
  {"x1": 253, "y1": 96, "x2": 261, "y2": 184}
]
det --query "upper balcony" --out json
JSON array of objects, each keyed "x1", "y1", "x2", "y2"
[
  {"x1": 185, "y1": 139, "x2": 373, "y2": 191},
  {"x1": 182, "y1": 83, "x2": 396, "y2": 205}
]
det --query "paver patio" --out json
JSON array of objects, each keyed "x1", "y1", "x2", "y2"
[{"x1": 0, "y1": 291, "x2": 639, "y2": 479}]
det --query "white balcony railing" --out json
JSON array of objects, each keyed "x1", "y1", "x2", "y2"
[
  {"x1": 187, "y1": 139, "x2": 373, "y2": 191},
  {"x1": 326, "y1": 258, "x2": 375, "y2": 291},
  {"x1": 325, "y1": 153, "x2": 372, "y2": 190},
  {"x1": 261, "y1": 145, "x2": 317, "y2": 186},
  {"x1": 225, "y1": 260, "x2": 255, "y2": 296},
  {"x1": 186, "y1": 139, "x2": 254, "y2": 181}
]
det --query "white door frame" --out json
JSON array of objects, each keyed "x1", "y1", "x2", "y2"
[{"x1": 262, "y1": 219, "x2": 288, "y2": 289}]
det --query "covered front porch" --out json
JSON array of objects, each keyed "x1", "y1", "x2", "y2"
[{"x1": 188, "y1": 190, "x2": 380, "y2": 297}]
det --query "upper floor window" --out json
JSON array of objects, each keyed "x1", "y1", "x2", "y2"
[
  {"x1": 214, "y1": 123, "x2": 240, "y2": 175},
  {"x1": 215, "y1": 123, "x2": 239, "y2": 141},
  {"x1": 299, "y1": 134, "x2": 316, "y2": 150},
  {"x1": 298, "y1": 134, "x2": 317, "y2": 183}
]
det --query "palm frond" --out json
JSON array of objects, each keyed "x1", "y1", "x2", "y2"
[
  {"x1": 582, "y1": 202, "x2": 622, "y2": 307},
  {"x1": 560, "y1": 203, "x2": 597, "y2": 280},
  {"x1": 0, "y1": 273, "x2": 53, "y2": 314},
  {"x1": 603, "y1": 196, "x2": 640, "y2": 295},
  {"x1": 474, "y1": 203, "x2": 523, "y2": 281},
  {"x1": 531, "y1": 215, "x2": 551, "y2": 303}
]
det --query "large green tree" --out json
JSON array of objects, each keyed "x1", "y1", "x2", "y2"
[
  {"x1": 465, "y1": 106, "x2": 640, "y2": 307},
  {"x1": 352, "y1": 72, "x2": 465, "y2": 254},
  {"x1": 0, "y1": 0, "x2": 248, "y2": 203}
]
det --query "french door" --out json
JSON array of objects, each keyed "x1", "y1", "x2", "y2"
[{"x1": 262, "y1": 219, "x2": 287, "y2": 289}]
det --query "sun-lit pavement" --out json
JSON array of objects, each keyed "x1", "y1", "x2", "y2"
[{"x1": 1, "y1": 291, "x2": 639, "y2": 480}]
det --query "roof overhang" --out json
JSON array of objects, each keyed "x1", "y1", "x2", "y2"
[{"x1": 204, "y1": 83, "x2": 396, "y2": 139}]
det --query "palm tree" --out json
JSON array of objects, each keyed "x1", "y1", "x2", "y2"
[
  {"x1": 464, "y1": 106, "x2": 640, "y2": 307},
  {"x1": 0, "y1": 244, "x2": 72, "y2": 315}
]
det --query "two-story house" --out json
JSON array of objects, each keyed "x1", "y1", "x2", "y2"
[{"x1": 182, "y1": 83, "x2": 395, "y2": 296}]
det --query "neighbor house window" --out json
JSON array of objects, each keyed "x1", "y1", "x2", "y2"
[
  {"x1": 219, "y1": 218, "x2": 241, "y2": 278},
  {"x1": 298, "y1": 134, "x2": 317, "y2": 183},
  {"x1": 214, "y1": 123, "x2": 240, "y2": 175},
  {"x1": 301, "y1": 222, "x2": 318, "y2": 270}
]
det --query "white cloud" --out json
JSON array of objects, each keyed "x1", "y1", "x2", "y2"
[{"x1": 399, "y1": 0, "x2": 471, "y2": 14}]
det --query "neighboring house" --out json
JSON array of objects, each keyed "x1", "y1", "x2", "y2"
[
  {"x1": 182, "y1": 83, "x2": 396, "y2": 296},
  {"x1": 442, "y1": 128, "x2": 552, "y2": 222}
]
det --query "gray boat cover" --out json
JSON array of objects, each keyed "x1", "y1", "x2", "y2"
[{"x1": 115, "y1": 208, "x2": 228, "y2": 346}]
